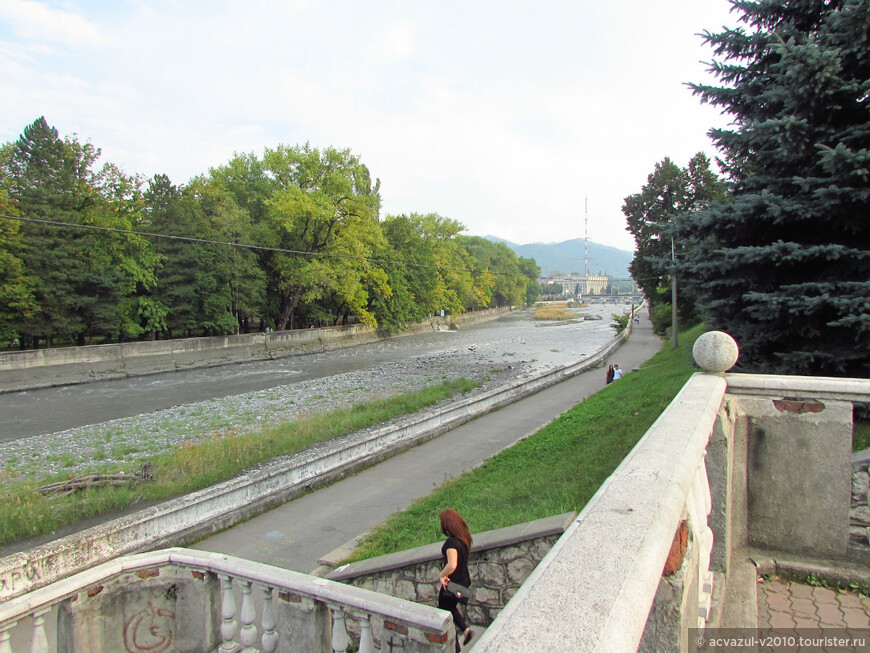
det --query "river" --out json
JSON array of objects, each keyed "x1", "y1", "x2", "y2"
[{"x1": 0, "y1": 303, "x2": 631, "y2": 445}]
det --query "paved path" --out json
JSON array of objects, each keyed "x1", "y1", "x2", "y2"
[
  {"x1": 757, "y1": 576, "x2": 870, "y2": 634},
  {"x1": 193, "y1": 314, "x2": 663, "y2": 573}
]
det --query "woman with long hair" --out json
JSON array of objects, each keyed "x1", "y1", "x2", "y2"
[{"x1": 438, "y1": 508, "x2": 474, "y2": 650}]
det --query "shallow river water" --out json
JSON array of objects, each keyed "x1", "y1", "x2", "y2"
[{"x1": 0, "y1": 304, "x2": 632, "y2": 478}]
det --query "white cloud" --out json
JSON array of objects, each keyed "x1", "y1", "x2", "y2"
[
  {"x1": 0, "y1": 0, "x2": 106, "y2": 47},
  {"x1": 373, "y1": 20, "x2": 418, "y2": 61}
]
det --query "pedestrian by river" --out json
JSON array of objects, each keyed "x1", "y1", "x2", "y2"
[
  {"x1": 606, "y1": 364, "x2": 615, "y2": 384},
  {"x1": 613, "y1": 364, "x2": 624, "y2": 380},
  {"x1": 438, "y1": 509, "x2": 475, "y2": 650}
]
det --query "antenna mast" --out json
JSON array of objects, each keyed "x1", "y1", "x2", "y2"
[{"x1": 584, "y1": 195, "x2": 589, "y2": 278}]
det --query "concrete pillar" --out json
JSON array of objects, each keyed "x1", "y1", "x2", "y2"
[{"x1": 743, "y1": 397, "x2": 853, "y2": 559}]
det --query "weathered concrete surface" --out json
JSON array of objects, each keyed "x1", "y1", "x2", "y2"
[
  {"x1": 743, "y1": 397, "x2": 853, "y2": 559},
  {"x1": 3, "y1": 548, "x2": 453, "y2": 653}
]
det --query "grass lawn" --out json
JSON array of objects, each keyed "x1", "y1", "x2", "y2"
[{"x1": 343, "y1": 324, "x2": 708, "y2": 563}]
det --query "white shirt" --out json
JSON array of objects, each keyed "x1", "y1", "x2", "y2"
[{"x1": 613, "y1": 368, "x2": 624, "y2": 380}]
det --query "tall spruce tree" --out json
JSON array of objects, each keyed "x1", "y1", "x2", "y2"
[{"x1": 678, "y1": 0, "x2": 870, "y2": 376}]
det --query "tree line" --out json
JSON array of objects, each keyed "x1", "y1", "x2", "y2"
[
  {"x1": 0, "y1": 119, "x2": 540, "y2": 349},
  {"x1": 624, "y1": 0, "x2": 869, "y2": 377}
]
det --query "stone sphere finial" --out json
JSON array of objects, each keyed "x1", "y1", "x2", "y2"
[{"x1": 693, "y1": 331, "x2": 739, "y2": 373}]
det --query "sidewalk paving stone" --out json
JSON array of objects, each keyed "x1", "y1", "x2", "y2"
[
  {"x1": 812, "y1": 586, "x2": 840, "y2": 604},
  {"x1": 757, "y1": 577, "x2": 870, "y2": 634}
]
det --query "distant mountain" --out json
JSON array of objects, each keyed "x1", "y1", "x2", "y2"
[{"x1": 486, "y1": 236, "x2": 633, "y2": 279}]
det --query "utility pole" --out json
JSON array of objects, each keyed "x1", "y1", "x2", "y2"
[
  {"x1": 584, "y1": 196, "x2": 589, "y2": 278},
  {"x1": 671, "y1": 237, "x2": 678, "y2": 349}
]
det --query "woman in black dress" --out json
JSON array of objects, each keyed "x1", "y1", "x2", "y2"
[{"x1": 438, "y1": 509, "x2": 474, "y2": 650}]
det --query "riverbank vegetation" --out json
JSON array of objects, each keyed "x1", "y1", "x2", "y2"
[
  {"x1": 0, "y1": 377, "x2": 479, "y2": 547},
  {"x1": 343, "y1": 324, "x2": 706, "y2": 562},
  {"x1": 0, "y1": 119, "x2": 541, "y2": 348},
  {"x1": 532, "y1": 305, "x2": 575, "y2": 321}
]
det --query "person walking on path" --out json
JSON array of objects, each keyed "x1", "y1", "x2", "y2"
[
  {"x1": 438, "y1": 509, "x2": 474, "y2": 651},
  {"x1": 605, "y1": 364, "x2": 615, "y2": 384},
  {"x1": 613, "y1": 364, "x2": 624, "y2": 380}
]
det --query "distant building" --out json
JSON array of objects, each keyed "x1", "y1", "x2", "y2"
[{"x1": 544, "y1": 273, "x2": 610, "y2": 296}]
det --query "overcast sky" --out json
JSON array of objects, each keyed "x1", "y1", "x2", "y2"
[{"x1": 0, "y1": 0, "x2": 740, "y2": 252}]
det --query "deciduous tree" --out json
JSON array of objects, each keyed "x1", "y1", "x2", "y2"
[{"x1": 623, "y1": 153, "x2": 723, "y2": 334}]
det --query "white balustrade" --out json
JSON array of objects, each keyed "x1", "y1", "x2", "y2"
[
  {"x1": 685, "y1": 453, "x2": 715, "y2": 628},
  {"x1": 29, "y1": 609, "x2": 50, "y2": 653},
  {"x1": 0, "y1": 549, "x2": 451, "y2": 653}
]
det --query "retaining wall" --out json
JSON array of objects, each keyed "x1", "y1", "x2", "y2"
[
  {"x1": 327, "y1": 513, "x2": 575, "y2": 627},
  {"x1": 0, "y1": 308, "x2": 510, "y2": 393},
  {"x1": 0, "y1": 323, "x2": 630, "y2": 602}
]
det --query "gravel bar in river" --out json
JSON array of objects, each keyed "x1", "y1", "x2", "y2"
[{"x1": 0, "y1": 305, "x2": 631, "y2": 483}]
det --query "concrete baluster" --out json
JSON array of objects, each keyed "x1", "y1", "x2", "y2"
[
  {"x1": 357, "y1": 613, "x2": 374, "y2": 653},
  {"x1": 28, "y1": 609, "x2": 50, "y2": 653},
  {"x1": 0, "y1": 623, "x2": 15, "y2": 653},
  {"x1": 260, "y1": 586, "x2": 278, "y2": 653},
  {"x1": 239, "y1": 579, "x2": 258, "y2": 652},
  {"x1": 693, "y1": 457, "x2": 715, "y2": 627},
  {"x1": 218, "y1": 574, "x2": 239, "y2": 652},
  {"x1": 328, "y1": 604, "x2": 349, "y2": 653}
]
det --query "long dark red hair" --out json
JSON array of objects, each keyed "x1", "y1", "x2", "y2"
[{"x1": 440, "y1": 509, "x2": 472, "y2": 553}]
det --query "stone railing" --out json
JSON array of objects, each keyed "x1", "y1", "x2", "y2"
[
  {"x1": 0, "y1": 548, "x2": 453, "y2": 653},
  {"x1": 470, "y1": 332, "x2": 870, "y2": 652},
  {"x1": 470, "y1": 372, "x2": 728, "y2": 652}
]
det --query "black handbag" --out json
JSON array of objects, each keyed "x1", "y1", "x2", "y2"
[{"x1": 446, "y1": 581, "x2": 472, "y2": 604}]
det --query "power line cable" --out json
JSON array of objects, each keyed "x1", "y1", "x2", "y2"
[{"x1": 0, "y1": 214, "x2": 529, "y2": 280}]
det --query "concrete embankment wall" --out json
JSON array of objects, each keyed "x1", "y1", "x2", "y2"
[
  {"x1": 0, "y1": 308, "x2": 510, "y2": 393},
  {"x1": 0, "y1": 325, "x2": 630, "y2": 601}
]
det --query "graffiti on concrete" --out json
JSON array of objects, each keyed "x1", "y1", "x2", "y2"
[
  {"x1": 0, "y1": 564, "x2": 42, "y2": 596},
  {"x1": 123, "y1": 601, "x2": 175, "y2": 653},
  {"x1": 385, "y1": 634, "x2": 408, "y2": 652}
]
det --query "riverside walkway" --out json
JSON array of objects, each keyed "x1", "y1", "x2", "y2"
[{"x1": 193, "y1": 315, "x2": 663, "y2": 573}]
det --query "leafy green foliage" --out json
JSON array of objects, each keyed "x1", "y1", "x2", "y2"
[
  {"x1": 610, "y1": 312, "x2": 631, "y2": 333},
  {"x1": 0, "y1": 119, "x2": 539, "y2": 345},
  {"x1": 0, "y1": 188, "x2": 36, "y2": 342},
  {"x1": 0, "y1": 117, "x2": 164, "y2": 346},
  {"x1": 678, "y1": 0, "x2": 870, "y2": 376},
  {"x1": 623, "y1": 153, "x2": 724, "y2": 335}
]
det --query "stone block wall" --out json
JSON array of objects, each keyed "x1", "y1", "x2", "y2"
[
  {"x1": 851, "y1": 449, "x2": 870, "y2": 548},
  {"x1": 327, "y1": 513, "x2": 575, "y2": 627}
]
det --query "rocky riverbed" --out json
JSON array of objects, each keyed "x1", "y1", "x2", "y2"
[{"x1": 0, "y1": 306, "x2": 629, "y2": 484}]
